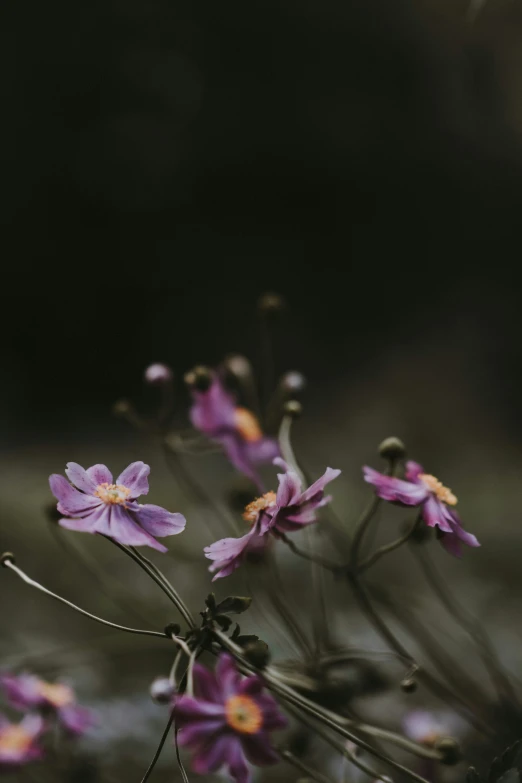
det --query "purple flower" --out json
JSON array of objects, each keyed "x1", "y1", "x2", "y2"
[
  {"x1": 363, "y1": 460, "x2": 480, "y2": 557},
  {"x1": 403, "y1": 709, "x2": 465, "y2": 746},
  {"x1": 49, "y1": 461, "x2": 186, "y2": 552},
  {"x1": 204, "y1": 458, "x2": 341, "y2": 580},
  {"x1": 189, "y1": 372, "x2": 280, "y2": 489},
  {"x1": 174, "y1": 654, "x2": 287, "y2": 783},
  {"x1": 144, "y1": 363, "x2": 173, "y2": 384},
  {"x1": 1, "y1": 673, "x2": 93, "y2": 736},
  {"x1": 0, "y1": 715, "x2": 44, "y2": 767}
]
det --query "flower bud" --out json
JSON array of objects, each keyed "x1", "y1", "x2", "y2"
[
  {"x1": 184, "y1": 366, "x2": 212, "y2": 392},
  {"x1": 400, "y1": 677, "x2": 417, "y2": 693},
  {"x1": 164, "y1": 623, "x2": 181, "y2": 638},
  {"x1": 242, "y1": 641, "x2": 271, "y2": 670},
  {"x1": 435, "y1": 737, "x2": 461, "y2": 765},
  {"x1": 280, "y1": 371, "x2": 306, "y2": 398},
  {"x1": 284, "y1": 400, "x2": 302, "y2": 418},
  {"x1": 1, "y1": 552, "x2": 15, "y2": 567},
  {"x1": 378, "y1": 437, "x2": 406, "y2": 461},
  {"x1": 223, "y1": 355, "x2": 253, "y2": 380},
  {"x1": 150, "y1": 678, "x2": 175, "y2": 704},
  {"x1": 144, "y1": 363, "x2": 173, "y2": 385},
  {"x1": 258, "y1": 292, "x2": 286, "y2": 313}
]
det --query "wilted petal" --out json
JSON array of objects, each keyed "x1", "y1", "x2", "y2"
[
  {"x1": 86, "y1": 464, "x2": 113, "y2": 486},
  {"x1": 49, "y1": 475, "x2": 101, "y2": 516},
  {"x1": 134, "y1": 504, "x2": 186, "y2": 537},
  {"x1": 363, "y1": 467, "x2": 428, "y2": 506},
  {"x1": 65, "y1": 463, "x2": 98, "y2": 494},
  {"x1": 116, "y1": 462, "x2": 150, "y2": 498}
]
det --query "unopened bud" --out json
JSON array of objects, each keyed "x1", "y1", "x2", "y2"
[
  {"x1": 184, "y1": 366, "x2": 212, "y2": 392},
  {"x1": 280, "y1": 371, "x2": 306, "y2": 398},
  {"x1": 1, "y1": 552, "x2": 15, "y2": 567},
  {"x1": 164, "y1": 623, "x2": 181, "y2": 638},
  {"x1": 150, "y1": 678, "x2": 175, "y2": 704},
  {"x1": 435, "y1": 737, "x2": 461, "y2": 765},
  {"x1": 145, "y1": 363, "x2": 173, "y2": 385},
  {"x1": 400, "y1": 678, "x2": 417, "y2": 693},
  {"x1": 113, "y1": 399, "x2": 132, "y2": 417},
  {"x1": 223, "y1": 355, "x2": 253, "y2": 380},
  {"x1": 284, "y1": 400, "x2": 302, "y2": 418},
  {"x1": 242, "y1": 641, "x2": 271, "y2": 669},
  {"x1": 378, "y1": 437, "x2": 406, "y2": 461},
  {"x1": 258, "y1": 292, "x2": 286, "y2": 313}
]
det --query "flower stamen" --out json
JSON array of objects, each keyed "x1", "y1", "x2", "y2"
[
  {"x1": 38, "y1": 682, "x2": 74, "y2": 708},
  {"x1": 0, "y1": 726, "x2": 33, "y2": 754},
  {"x1": 225, "y1": 695, "x2": 263, "y2": 734},
  {"x1": 233, "y1": 408, "x2": 263, "y2": 442},
  {"x1": 94, "y1": 483, "x2": 132, "y2": 506},
  {"x1": 419, "y1": 474, "x2": 457, "y2": 506},
  {"x1": 243, "y1": 491, "x2": 277, "y2": 523}
]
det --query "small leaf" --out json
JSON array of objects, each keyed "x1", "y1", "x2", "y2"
[
  {"x1": 205, "y1": 593, "x2": 216, "y2": 611},
  {"x1": 215, "y1": 596, "x2": 252, "y2": 615}
]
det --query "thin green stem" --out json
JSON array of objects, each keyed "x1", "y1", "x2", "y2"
[
  {"x1": 278, "y1": 747, "x2": 336, "y2": 783},
  {"x1": 2, "y1": 558, "x2": 166, "y2": 640},
  {"x1": 108, "y1": 539, "x2": 196, "y2": 630},
  {"x1": 277, "y1": 532, "x2": 341, "y2": 571},
  {"x1": 358, "y1": 515, "x2": 420, "y2": 572},
  {"x1": 140, "y1": 712, "x2": 175, "y2": 783}
]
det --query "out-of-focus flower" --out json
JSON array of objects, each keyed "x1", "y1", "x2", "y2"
[
  {"x1": 204, "y1": 458, "x2": 340, "y2": 580},
  {"x1": 174, "y1": 654, "x2": 287, "y2": 783},
  {"x1": 1, "y1": 673, "x2": 93, "y2": 736},
  {"x1": 403, "y1": 709, "x2": 465, "y2": 747},
  {"x1": 363, "y1": 461, "x2": 480, "y2": 557},
  {"x1": 0, "y1": 715, "x2": 44, "y2": 767},
  {"x1": 189, "y1": 371, "x2": 279, "y2": 489},
  {"x1": 49, "y1": 461, "x2": 186, "y2": 552},
  {"x1": 144, "y1": 363, "x2": 173, "y2": 384}
]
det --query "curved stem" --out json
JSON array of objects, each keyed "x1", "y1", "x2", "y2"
[
  {"x1": 358, "y1": 515, "x2": 420, "y2": 572},
  {"x1": 108, "y1": 540, "x2": 196, "y2": 630},
  {"x1": 140, "y1": 712, "x2": 175, "y2": 783},
  {"x1": 278, "y1": 747, "x2": 336, "y2": 783},
  {"x1": 277, "y1": 532, "x2": 341, "y2": 572},
  {"x1": 3, "y1": 558, "x2": 166, "y2": 640}
]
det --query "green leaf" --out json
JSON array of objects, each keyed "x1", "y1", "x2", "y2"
[{"x1": 215, "y1": 596, "x2": 252, "y2": 615}]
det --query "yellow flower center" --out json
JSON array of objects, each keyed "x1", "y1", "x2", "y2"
[
  {"x1": 225, "y1": 695, "x2": 263, "y2": 734},
  {"x1": 233, "y1": 407, "x2": 263, "y2": 442},
  {"x1": 243, "y1": 491, "x2": 277, "y2": 523},
  {"x1": 38, "y1": 682, "x2": 74, "y2": 708},
  {"x1": 94, "y1": 483, "x2": 132, "y2": 506},
  {"x1": 419, "y1": 474, "x2": 457, "y2": 506},
  {"x1": 0, "y1": 725, "x2": 33, "y2": 754}
]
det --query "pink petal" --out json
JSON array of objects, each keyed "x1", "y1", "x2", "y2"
[
  {"x1": 134, "y1": 504, "x2": 186, "y2": 537},
  {"x1": 298, "y1": 467, "x2": 341, "y2": 504},
  {"x1": 86, "y1": 464, "x2": 113, "y2": 485},
  {"x1": 107, "y1": 505, "x2": 167, "y2": 552},
  {"x1": 363, "y1": 467, "x2": 428, "y2": 506},
  {"x1": 65, "y1": 463, "x2": 98, "y2": 494},
  {"x1": 216, "y1": 654, "x2": 241, "y2": 699},
  {"x1": 116, "y1": 462, "x2": 150, "y2": 498},
  {"x1": 49, "y1": 475, "x2": 101, "y2": 515}
]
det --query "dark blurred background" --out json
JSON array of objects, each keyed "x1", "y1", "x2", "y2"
[{"x1": 2, "y1": 0, "x2": 522, "y2": 779}]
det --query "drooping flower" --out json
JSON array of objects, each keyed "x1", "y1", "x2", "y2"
[
  {"x1": 0, "y1": 715, "x2": 44, "y2": 768},
  {"x1": 1, "y1": 673, "x2": 93, "y2": 736},
  {"x1": 204, "y1": 458, "x2": 341, "y2": 580},
  {"x1": 363, "y1": 460, "x2": 480, "y2": 557},
  {"x1": 49, "y1": 461, "x2": 186, "y2": 552},
  {"x1": 174, "y1": 654, "x2": 287, "y2": 783},
  {"x1": 189, "y1": 371, "x2": 280, "y2": 489}
]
